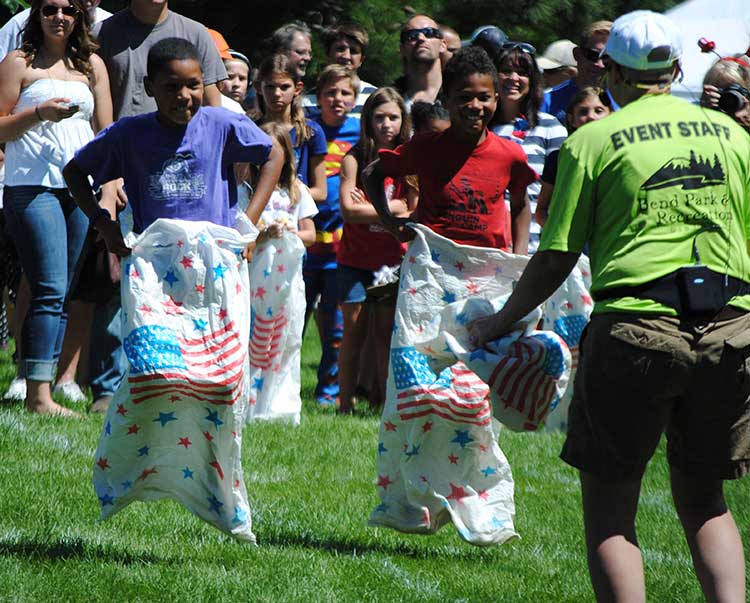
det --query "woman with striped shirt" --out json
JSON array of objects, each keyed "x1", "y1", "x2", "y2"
[{"x1": 490, "y1": 42, "x2": 567, "y2": 253}]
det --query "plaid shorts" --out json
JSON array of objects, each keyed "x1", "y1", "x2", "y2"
[{"x1": 561, "y1": 310, "x2": 750, "y2": 480}]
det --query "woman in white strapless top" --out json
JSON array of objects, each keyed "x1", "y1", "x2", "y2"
[{"x1": 0, "y1": 0, "x2": 114, "y2": 417}]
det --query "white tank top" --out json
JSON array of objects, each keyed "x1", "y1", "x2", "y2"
[{"x1": 5, "y1": 78, "x2": 95, "y2": 188}]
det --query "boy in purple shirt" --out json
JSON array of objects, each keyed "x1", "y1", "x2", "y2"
[{"x1": 64, "y1": 37, "x2": 283, "y2": 252}]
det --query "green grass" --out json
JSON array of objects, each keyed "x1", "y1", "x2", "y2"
[{"x1": 0, "y1": 332, "x2": 748, "y2": 602}]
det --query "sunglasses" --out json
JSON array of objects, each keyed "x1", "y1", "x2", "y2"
[
  {"x1": 400, "y1": 27, "x2": 443, "y2": 44},
  {"x1": 41, "y1": 4, "x2": 79, "y2": 17},
  {"x1": 581, "y1": 47, "x2": 605, "y2": 63},
  {"x1": 501, "y1": 41, "x2": 536, "y2": 55}
]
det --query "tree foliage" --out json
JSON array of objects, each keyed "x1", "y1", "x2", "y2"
[{"x1": 1, "y1": 0, "x2": 683, "y2": 86}]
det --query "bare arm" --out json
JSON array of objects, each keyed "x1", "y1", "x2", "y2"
[
  {"x1": 534, "y1": 182, "x2": 553, "y2": 228},
  {"x1": 296, "y1": 216, "x2": 316, "y2": 247},
  {"x1": 203, "y1": 83, "x2": 223, "y2": 107},
  {"x1": 340, "y1": 154, "x2": 406, "y2": 224},
  {"x1": 362, "y1": 158, "x2": 414, "y2": 241},
  {"x1": 510, "y1": 189, "x2": 531, "y2": 255},
  {"x1": 467, "y1": 250, "x2": 580, "y2": 348},
  {"x1": 89, "y1": 54, "x2": 113, "y2": 133},
  {"x1": 0, "y1": 52, "x2": 79, "y2": 142},
  {"x1": 307, "y1": 153, "x2": 327, "y2": 202},
  {"x1": 88, "y1": 54, "x2": 119, "y2": 215},
  {"x1": 63, "y1": 159, "x2": 130, "y2": 256},
  {"x1": 245, "y1": 140, "x2": 284, "y2": 224}
]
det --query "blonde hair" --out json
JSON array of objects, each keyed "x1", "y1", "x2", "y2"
[
  {"x1": 257, "y1": 53, "x2": 312, "y2": 147},
  {"x1": 316, "y1": 64, "x2": 360, "y2": 98},
  {"x1": 259, "y1": 121, "x2": 300, "y2": 207},
  {"x1": 579, "y1": 20, "x2": 612, "y2": 48}
]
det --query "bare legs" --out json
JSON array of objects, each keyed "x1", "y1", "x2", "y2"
[
  {"x1": 580, "y1": 469, "x2": 745, "y2": 603},
  {"x1": 339, "y1": 302, "x2": 394, "y2": 414}
]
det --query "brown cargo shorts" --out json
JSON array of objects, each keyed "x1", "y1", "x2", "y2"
[{"x1": 560, "y1": 310, "x2": 750, "y2": 481}]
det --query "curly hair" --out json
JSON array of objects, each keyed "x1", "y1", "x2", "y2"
[
  {"x1": 442, "y1": 46, "x2": 499, "y2": 98},
  {"x1": 21, "y1": 0, "x2": 99, "y2": 76}
]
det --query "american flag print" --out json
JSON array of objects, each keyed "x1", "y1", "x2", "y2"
[
  {"x1": 93, "y1": 218, "x2": 257, "y2": 542},
  {"x1": 125, "y1": 319, "x2": 246, "y2": 406},
  {"x1": 391, "y1": 347, "x2": 492, "y2": 427},
  {"x1": 541, "y1": 256, "x2": 593, "y2": 431},
  {"x1": 246, "y1": 232, "x2": 306, "y2": 425},
  {"x1": 370, "y1": 225, "x2": 580, "y2": 546}
]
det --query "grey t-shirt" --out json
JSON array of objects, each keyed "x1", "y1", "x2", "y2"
[{"x1": 94, "y1": 9, "x2": 227, "y2": 119}]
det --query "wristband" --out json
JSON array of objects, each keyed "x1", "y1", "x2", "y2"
[
  {"x1": 34, "y1": 105, "x2": 43, "y2": 121},
  {"x1": 89, "y1": 207, "x2": 112, "y2": 229}
]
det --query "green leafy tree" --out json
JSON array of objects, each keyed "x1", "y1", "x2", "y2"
[{"x1": 0, "y1": 0, "x2": 683, "y2": 86}]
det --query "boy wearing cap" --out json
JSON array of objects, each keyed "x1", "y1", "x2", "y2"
[{"x1": 470, "y1": 10, "x2": 749, "y2": 603}]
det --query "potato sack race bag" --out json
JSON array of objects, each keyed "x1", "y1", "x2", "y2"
[
  {"x1": 93, "y1": 218, "x2": 258, "y2": 541},
  {"x1": 370, "y1": 225, "x2": 572, "y2": 546},
  {"x1": 246, "y1": 231, "x2": 306, "y2": 426}
]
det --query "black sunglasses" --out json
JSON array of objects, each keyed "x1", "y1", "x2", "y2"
[
  {"x1": 400, "y1": 27, "x2": 443, "y2": 44},
  {"x1": 501, "y1": 41, "x2": 536, "y2": 55},
  {"x1": 581, "y1": 47, "x2": 605, "y2": 63},
  {"x1": 41, "y1": 5, "x2": 79, "y2": 17}
]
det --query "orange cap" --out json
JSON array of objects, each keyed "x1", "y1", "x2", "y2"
[{"x1": 208, "y1": 28, "x2": 232, "y2": 60}]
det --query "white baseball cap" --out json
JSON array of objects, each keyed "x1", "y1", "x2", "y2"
[
  {"x1": 604, "y1": 10, "x2": 682, "y2": 71},
  {"x1": 537, "y1": 39, "x2": 576, "y2": 70}
]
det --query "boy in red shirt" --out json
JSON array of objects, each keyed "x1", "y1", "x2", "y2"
[{"x1": 364, "y1": 46, "x2": 536, "y2": 252}]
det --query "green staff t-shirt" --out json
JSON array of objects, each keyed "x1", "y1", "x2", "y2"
[{"x1": 539, "y1": 94, "x2": 750, "y2": 315}]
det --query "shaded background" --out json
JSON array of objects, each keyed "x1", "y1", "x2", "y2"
[{"x1": 0, "y1": 0, "x2": 682, "y2": 86}]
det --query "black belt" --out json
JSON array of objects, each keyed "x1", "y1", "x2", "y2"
[{"x1": 592, "y1": 268, "x2": 750, "y2": 316}]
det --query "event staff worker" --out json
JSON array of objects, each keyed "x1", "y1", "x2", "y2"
[{"x1": 469, "y1": 10, "x2": 750, "y2": 603}]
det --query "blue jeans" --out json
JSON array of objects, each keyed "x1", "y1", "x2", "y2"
[
  {"x1": 4, "y1": 185, "x2": 88, "y2": 382},
  {"x1": 89, "y1": 294, "x2": 127, "y2": 399},
  {"x1": 303, "y1": 265, "x2": 342, "y2": 402}
]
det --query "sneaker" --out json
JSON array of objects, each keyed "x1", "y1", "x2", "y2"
[
  {"x1": 3, "y1": 377, "x2": 26, "y2": 401},
  {"x1": 53, "y1": 381, "x2": 87, "y2": 404}
]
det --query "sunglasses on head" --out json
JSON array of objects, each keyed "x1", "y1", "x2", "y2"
[
  {"x1": 400, "y1": 27, "x2": 443, "y2": 44},
  {"x1": 41, "y1": 4, "x2": 79, "y2": 17},
  {"x1": 581, "y1": 47, "x2": 605, "y2": 63},
  {"x1": 501, "y1": 41, "x2": 536, "y2": 55}
]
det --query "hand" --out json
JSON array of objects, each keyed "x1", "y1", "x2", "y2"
[
  {"x1": 351, "y1": 187, "x2": 368, "y2": 205},
  {"x1": 241, "y1": 241, "x2": 256, "y2": 261},
  {"x1": 383, "y1": 215, "x2": 416, "y2": 242},
  {"x1": 734, "y1": 97, "x2": 750, "y2": 128},
  {"x1": 387, "y1": 197, "x2": 409, "y2": 217},
  {"x1": 115, "y1": 178, "x2": 128, "y2": 211},
  {"x1": 700, "y1": 85, "x2": 721, "y2": 109},
  {"x1": 95, "y1": 218, "x2": 130, "y2": 257},
  {"x1": 36, "y1": 98, "x2": 80, "y2": 123},
  {"x1": 467, "y1": 313, "x2": 510, "y2": 349},
  {"x1": 265, "y1": 223, "x2": 284, "y2": 239}
]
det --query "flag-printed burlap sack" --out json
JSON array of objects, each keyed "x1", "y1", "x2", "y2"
[
  {"x1": 93, "y1": 218, "x2": 257, "y2": 541},
  {"x1": 246, "y1": 231, "x2": 307, "y2": 425},
  {"x1": 370, "y1": 225, "x2": 573, "y2": 546}
]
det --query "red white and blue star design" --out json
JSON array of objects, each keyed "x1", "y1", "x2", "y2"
[
  {"x1": 371, "y1": 225, "x2": 579, "y2": 546},
  {"x1": 246, "y1": 232, "x2": 306, "y2": 425},
  {"x1": 93, "y1": 219, "x2": 257, "y2": 541}
]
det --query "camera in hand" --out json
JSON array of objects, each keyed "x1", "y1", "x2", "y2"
[{"x1": 718, "y1": 83, "x2": 750, "y2": 114}]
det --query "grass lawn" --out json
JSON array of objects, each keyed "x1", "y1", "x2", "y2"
[{"x1": 0, "y1": 331, "x2": 748, "y2": 602}]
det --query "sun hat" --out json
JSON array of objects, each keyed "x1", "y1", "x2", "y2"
[
  {"x1": 604, "y1": 10, "x2": 682, "y2": 71},
  {"x1": 537, "y1": 39, "x2": 576, "y2": 70}
]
